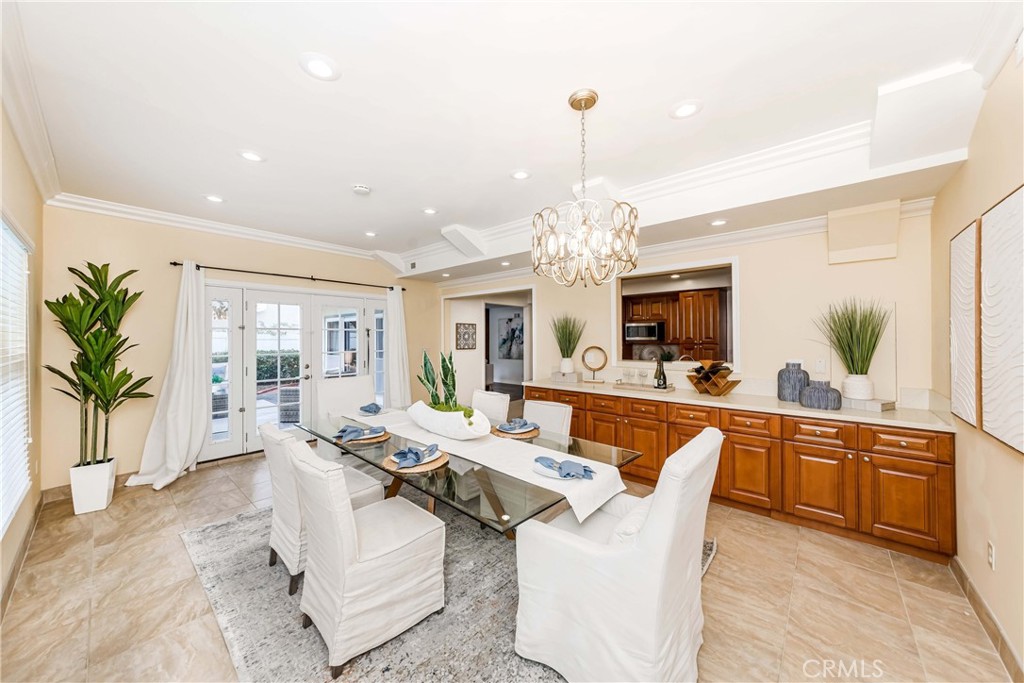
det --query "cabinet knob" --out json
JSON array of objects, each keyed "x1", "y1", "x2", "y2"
[
  {"x1": 847, "y1": 453, "x2": 853, "y2": 459},
  {"x1": 863, "y1": 456, "x2": 870, "y2": 462},
  {"x1": 688, "y1": 413, "x2": 695, "y2": 419},
  {"x1": 745, "y1": 420, "x2": 752, "y2": 427},
  {"x1": 899, "y1": 441, "x2": 908, "y2": 447},
  {"x1": 814, "y1": 430, "x2": 821, "y2": 436}
]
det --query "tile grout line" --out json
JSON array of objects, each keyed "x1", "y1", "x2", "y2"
[{"x1": 889, "y1": 550, "x2": 931, "y2": 681}]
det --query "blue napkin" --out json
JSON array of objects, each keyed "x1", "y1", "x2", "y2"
[
  {"x1": 336, "y1": 425, "x2": 386, "y2": 443},
  {"x1": 393, "y1": 444, "x2": 439, "y2": 469},
  {"x1": 360, "y1": 403, "x2": 382, "y2": 415},
  {"x1": 535, "y1": 456, "x2": 595, "y2": 480},
  {"x1": 498, "y1": 417, "x2": 540, "y2": 432}
]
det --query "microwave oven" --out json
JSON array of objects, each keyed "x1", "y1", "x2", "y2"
[{"x1": 624, "y1": 321, "x2": 665, "y2": 342}]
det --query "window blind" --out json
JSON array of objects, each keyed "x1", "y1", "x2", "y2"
[{"x1": 1, "y1": 222, "x2": 30, "y2": 535}]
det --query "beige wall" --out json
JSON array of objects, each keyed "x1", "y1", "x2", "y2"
[
  {"x1": 443, "y1": 214, "x2": 933, "y2": 401},
  {"x1": 930, "y1": 57, "x2": 1024, "y2": 660},
  {"x1": 1, "y1": 108, "x2": 44, "y2": 602},
  {"x1": 40, "y1": 206, "x2": 440, "y2": 489}
]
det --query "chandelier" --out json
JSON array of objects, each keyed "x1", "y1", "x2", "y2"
[{"x1": 532, "y1": 89, "x2": 639, "y2": 287}]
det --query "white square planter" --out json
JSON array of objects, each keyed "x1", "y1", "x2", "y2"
[{"x1": 69, "y1": 458, "x2": 116, "y2": 515}]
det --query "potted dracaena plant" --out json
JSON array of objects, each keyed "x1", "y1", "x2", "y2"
[
  {"x1": 814, "y1": 298, "x2": 891, "y2": 401},
  {"x1": 44, "y1": 263, "x2": 153, "y2": 514},
  {"x1": 551, "y1": 314, "x2": 586, "y2": 374},
  {"x1": 407, "y1": 350, "x2": 490, "y2": 440}
]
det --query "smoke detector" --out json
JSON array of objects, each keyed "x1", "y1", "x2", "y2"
[{"x1": 352, "y1": 184, "x2": 371, "y2": 195}]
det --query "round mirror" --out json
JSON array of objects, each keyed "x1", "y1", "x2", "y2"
[{"x1": 581, "y1": 345, "x2": 608, "y2": 373}]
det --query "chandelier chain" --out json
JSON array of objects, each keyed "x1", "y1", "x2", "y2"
[{"x1": 579, "y1": 105, "x2": 587, "y2": 199}]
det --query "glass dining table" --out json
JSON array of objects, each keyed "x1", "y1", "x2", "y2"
[{"x1": 296, "y1": 414, "x2": 642, "y2": 539}]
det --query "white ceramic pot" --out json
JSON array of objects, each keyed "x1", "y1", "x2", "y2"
[
  {"x1": 841, "y1": 374, "x2": 874, "y2": 400},
  {"x1": 69, "y1": 458, "x2": 116, "y2": 515},
  {"x1": 559, "y1": 357, "x2": 575, "y2": 374},
  {"x1": 406, "y1": 401, "x2": 491, "y2": 441}
]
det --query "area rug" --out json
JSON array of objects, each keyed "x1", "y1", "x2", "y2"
[{"x1": 181, "y1": 494, "x2": 718, "y2": 683}]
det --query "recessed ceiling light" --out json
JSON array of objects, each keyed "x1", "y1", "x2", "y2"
[
  {"x1": 670, "y1": 274, "x2": 681, "y2": 280},
  {"x1": 442, "y1": 273, "x2": 451, "y2": 278},
  {"x1": 239, "y1": 150, "x2": 264, "y2": 162},
  {"x1": 510, "y1": 169, "x2": 531, "y2": 180},
  {"x1": 500, "y1": 261, "x2": 511, "y2": 266},
  {"x1": 669, "y1": 99, "x2": 703, "y2": 119},
  {"x1": 364, "y1": 231, "x2": 376, "y2": 237},
  {"x1": 352, "y1": 184, "x2": 371, "y2": 195},
  {"x1": 423, "y1": 207, "x2": 437, "y2": 215},
  {"x1": 204, "y1": 195, "x2": 224, "y2": 203},
  {"x1": 298, "y1": 52, "x2": 341, "y2": 81},
  {"x1": 710, "y1": 218, "x2": 728, "y2": 226}
]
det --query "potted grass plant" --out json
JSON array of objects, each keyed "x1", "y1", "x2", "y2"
[
  {"x1": 551, "y1": 314, "x2": 586, "y2": 374},
  {"x1": 814, "y1": 298, "x2": 891, "y2": 400},
  {"x1": 407, "y1": 350, "x2": 490, "y2": 440},
  {"x1": 44, "y1": 263, "x2": 153, "y2": 514}
]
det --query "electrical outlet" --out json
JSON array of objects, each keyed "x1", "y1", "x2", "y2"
[
  {"x1": 815, "y1": 358, "x2": 827, "y2": 374},
  {"x1": 987, "y1": 541, "x2": 996, "y2": 570}
]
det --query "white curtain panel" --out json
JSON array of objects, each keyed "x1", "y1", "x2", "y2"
[
  {"x1": 385, "y1": 287, "x2": 412, "y2": 408},
  {"x1": 127, "y1": 261, "x2": 208, "y2": 489}
]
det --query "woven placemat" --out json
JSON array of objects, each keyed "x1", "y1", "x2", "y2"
[
  {"x1": 491, "y1": 426, "x2": 540, "y2": 440},
  {"x1": 336, "y1": 431, "x2": 391, "y2": 446},
  {"x1": 380, "y1": 451, "x2": 449, "y2": 474}
]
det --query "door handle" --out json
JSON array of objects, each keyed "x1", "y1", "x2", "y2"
[{"x1": 303, "y1": 374, "x2": 311, "y2": 380}]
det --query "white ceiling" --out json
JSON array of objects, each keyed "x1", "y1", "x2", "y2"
[{"x1": 8, "y1": 2, "x2": 1020, "y2": 260}]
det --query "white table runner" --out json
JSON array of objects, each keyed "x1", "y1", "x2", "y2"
[{"x1": 344, "y1": 410, "x2": 625, "y2": 522}]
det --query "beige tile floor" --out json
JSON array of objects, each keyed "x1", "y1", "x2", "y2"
[{"x1": 0, "y1": 452, "x2": 1011, "y2": 683}]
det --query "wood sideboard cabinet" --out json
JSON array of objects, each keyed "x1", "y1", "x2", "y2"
[{"x1": 523, "y1": 383, "x2": 957, "y2": 560}]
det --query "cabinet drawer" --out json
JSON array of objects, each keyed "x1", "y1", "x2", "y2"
[
  {"x1": 721, "y1": 409, "x2": 781, "y2": 438},
  {"x1": 524, "y1": 387, "x2": 552, "y2": 401},
  {"x1": 667, "y1": 404, "x2": 720, "y2": 428},
  {"x1": 783, "y1": 417, "x2": 857, "y2": 449},
  {"x1": 586, "y1": 394, "x2": 623, "y2": 414},
  {"x1": 625, "y1": 398, "x2": 667, "y2": 421},
  {"x1": 552, "y1": 390, "x2": 584, "y2": 408},
  {"x1": 858, "y1": 426, "x2": 953, "y2": 463}
]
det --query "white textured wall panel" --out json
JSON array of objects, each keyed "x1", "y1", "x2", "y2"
[
  {"x1": 981, "y1": 187, "x2": 1024, "y2": 452},
  {"x1": 950, "y1": 223, "x2": 977, "y2": 425}
]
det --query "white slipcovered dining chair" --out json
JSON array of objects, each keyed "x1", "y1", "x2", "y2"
[
  {"x1": 471, "y1": 388, "x2": 510, "y2": 425},
  {"x1": 287, "y1": 438, "x2": 446, "y2": 679},
  {"x1": 315, "y1": 374, "x2": 376, "y2": 426},
  {"x1": 514, "y1": 427, "x2": 724, "y2": 683},
  {"x1": 522, "y1": 400, "x2": 572, "y2": 435},
  {"x1": 258, "y1": 423, "x2": 383, "y2": 595}
]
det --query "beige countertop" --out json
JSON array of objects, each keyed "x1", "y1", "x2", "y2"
[{"x1": 523, "y1": 379, "x2": 956, "y2": 433}]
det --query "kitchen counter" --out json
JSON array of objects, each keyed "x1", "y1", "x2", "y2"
[{"x1": 523, "y1": 379, "x2": 956, "y2": 433}]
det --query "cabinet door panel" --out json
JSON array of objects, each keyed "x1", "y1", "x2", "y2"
[
  {"x1": 722, "y1": 434, "x2": 781, "y2": 510},
  {"x1": 569, "y1": 410, "x2": 586, "y2": 439},
  {"x1": 647, "y1": 296, "x2": 669, "y2": 320},
  {"x1": 783, "y1": 443, "x2": 858, "y2": 529},
  {"x1": 626, "y1": 298, "x2": 646, "y2": 321},
  {"x1": 586, "y1": 412, "x2": 620, "y2": 447},
  {"x1": 670, "y1": 425, "x2": 722, "y2": 496},
  {"x1": 678, "y1": 292, "x2": 699, "y2": 353},
  {"x1": 698, "y1": 290, "x2": 720, "y2": 345},
  {"x1": 622, "y1": 417, "x2": 665, "y2": 482},
  {"x1": 525, "y1": 387, "x2": 552, "y2": 401},
  {"x1": 859, "y1": 454, "x2": 955, "y2": 554}
]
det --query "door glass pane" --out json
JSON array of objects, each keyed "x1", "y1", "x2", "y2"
[
  {"x1": 374, "y1": 309, "x2": 385, "y2": 404},
  {"x1": 255, "y1": 301, "x2": 304, "y2": 429},
  {"x1": 320, "y1": 305, "x2": 359, "y2": 378},
  {"x1": 210, "y1": 299, "x2": 231, "y2": 442}
]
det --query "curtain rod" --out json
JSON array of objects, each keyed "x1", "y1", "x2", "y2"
[{"x1": 169, "y1": 261, "x2": 404, "y2": 291}]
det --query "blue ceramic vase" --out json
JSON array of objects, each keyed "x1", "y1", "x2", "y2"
[
  {"x1": 800, "y1": 380, "x2": 842, "y2": 410},
  {"x1": 777, "y1": 361, "x2": 810, "y2": 402}
]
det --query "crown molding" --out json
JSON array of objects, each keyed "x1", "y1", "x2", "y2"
[
  {"x1": 46, "y1": 193, "x2": 375, "y2": 259},
  {"x1": 640, "y1": 215, "x2": 829, "y2": 260},
  {"x1": 438, "y1": 266, "x2": 535, "y2": 290},
  {"x1": 967, "y1": 3, "x2": 1024, "y2": 88},
  {"x1": 900, "y1": 196, "x2": 935, "y2": 219},
  {"x1": 2, "y1": 3, "x2": 61, "y2": 199}
]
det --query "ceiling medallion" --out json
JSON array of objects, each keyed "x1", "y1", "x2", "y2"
[{"x1": 532, "y1": 89, "x2": 639, "y2": 288}]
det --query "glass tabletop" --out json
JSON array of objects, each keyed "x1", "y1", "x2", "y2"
[{"x1": 296, "y1": 413, "x2": 642, "y2": 535}]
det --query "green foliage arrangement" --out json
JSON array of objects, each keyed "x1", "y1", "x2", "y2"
[
  {"x1": 659, "y1": 349, "x2": 675, "y2": 362},
  {"x1": 550, "y1": 315, "x2": 586, "y2": 359},
  {"x1": 814, "y1": 299, "x2": 892, "y2": 375},
  {"x1": 44, "y1": 263, "x2": 153, "y2": 467},
  {"x1": 417, "y1": 350, "x2": 474, "y2": 420}
]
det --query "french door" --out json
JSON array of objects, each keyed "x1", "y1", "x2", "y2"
[{"x1": 201, "y1": 286, "x2": 386, "y2": 461}]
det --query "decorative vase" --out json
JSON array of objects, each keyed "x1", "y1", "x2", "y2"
[
  {"x1": 777, "y1": 361, "x2": 810, "y2": 403},
  {"x1": 654, "y1": 358, "x2": 667, "y2": 389},
  {"x1": 841, "y1": 374, "x2": 874, "y2": 400},
  {"x1": 559, "y1": 357, "x2": 575, "y2": 374},
  {"x1": 69, "y1": 458, "x2": 117, "y2": 515},
  {"x1": 800, "y1": 381, "x2": 842, "y2": 410},
  {"x1": 406, "y1": 401, "x2": 491, "y2": 441}
]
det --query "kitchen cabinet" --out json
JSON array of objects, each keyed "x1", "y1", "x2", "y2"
[
  {"x1": 720, "y1": 433, "x2": 781, "y2": 511},
  {"x1": 679, "y1": 290, "x2": 723, "y2": 361},
  {"x1": 783, "y1": 442, "x2": 858, "y2": 529},
  {"x1": 624, "y1": 295, "x2": 669, "y2": 321}
]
